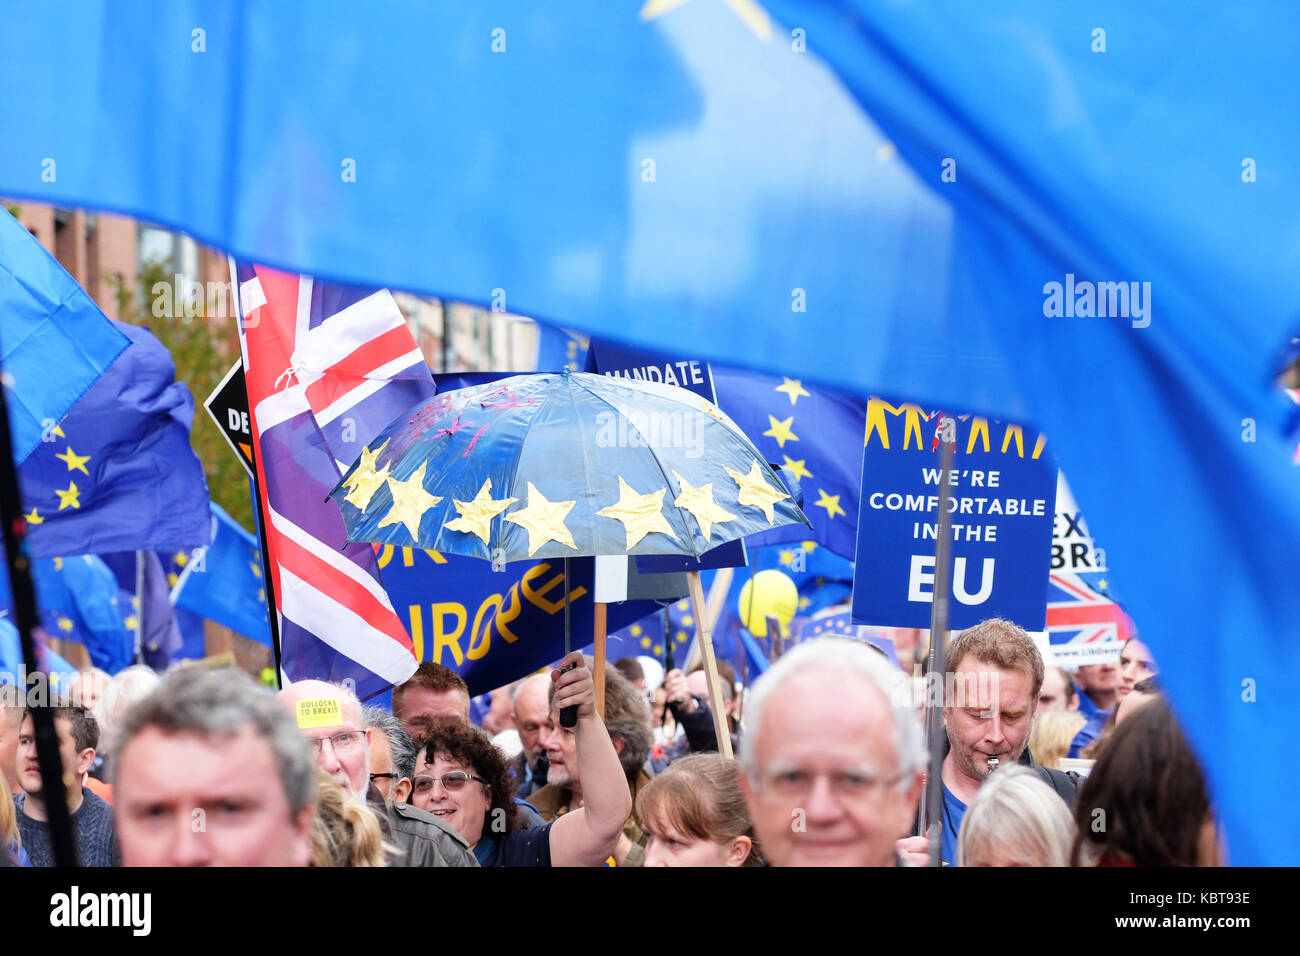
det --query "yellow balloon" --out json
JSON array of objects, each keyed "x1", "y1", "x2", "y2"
[{"x1": 738, "y1": 570, "x2": 799, "y2": 637}]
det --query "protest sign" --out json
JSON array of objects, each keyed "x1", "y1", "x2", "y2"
[
  {"x1": 851, "y1": 402, "x2": 1057, "y2": 630},
  {"x1": 1052, "y1": 471, "x2": 1107, "y2": 572}
]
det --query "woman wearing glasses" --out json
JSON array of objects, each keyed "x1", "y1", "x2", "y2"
[{"x1": 409, "y1": 651, "x2": 632, "y2": 866}]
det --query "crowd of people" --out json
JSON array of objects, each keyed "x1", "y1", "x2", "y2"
[{"x1": 1, "y1": 616, "x2": 1219, "y2": 867}]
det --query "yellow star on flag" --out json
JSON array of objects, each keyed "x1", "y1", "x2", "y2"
[
  {"x1": 53, "y1": 557, "x2": 63, "y2": 570},
  {"x1": 779, "y1": 548, "x2": 794, "y2": 567},
  {"x1": 725, "y1": 459, "x2": 789, "y2": 524},
  {"x1": 124, "y1": 615, "x2": 139, "y2": 630},
  {"x1": 640, "y1": 0, "x2": 772, "y2": 42},
  {"x1": 167, "y1": 572, "x2": 179, "y2": 587},
  {"x1": 55, "y1": 446, "x2": 91, "y2": 475},
  {"x1": 445, "y1": 478, "x2": 517, "y2": 545},
  {"x1": 342, "y1": 440, "x2": 392, "y2": 513},
  {"x1": 775, "y1": 378, "x2": 811, "y2": 406},
  {"x1": 763, "y1": 415, "x2": 799, "y2": 449},
  {"x1": 781, "y1": 455, "x2": 812, "y2": 481},
  {"x1": 672, "y1": 472, "x2": 737, "y2": 542},
  {"x1": 49, "y1": 424, "x2": 65, "y2": 439},
  {"x1": 57, "y1": 616, "x2": 74, "y2": 633},
  {"x1": 596, "y1": 476, "x2": 679, "y2": 551},
  {"x1": 798, "y1": 596, "x2": 811, "y2": 611},
  {"x1": 801, "y1": 541, "x2": 817, "y2": 552},
  {"x1": 814, "y1": 489, "x2": 846, "y2": 520},
  {"x1": 55, "y1": 481, "x2": 81, "y2": 511},
  {"x1": 250, "y1": 562, "x2": 262, "y2": 579},
  {"x1": 377, "y1": 462, "x2": 443, "y2": 543},
  {"x1": 174, "y1": 551, "x2": 189, "y2": 568},
  {"x1": 504, "y1": 483, "x2": 577, "y2": 556},
  {"x1": 23, "y1": 508, "x2": 42, "y2": 526}
]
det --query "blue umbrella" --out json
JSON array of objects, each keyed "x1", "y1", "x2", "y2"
[
  {"x1": 329, "y1": 370, "x2": 809, "y2": 560},
  {"x1": 330, "y1": 370, "x2": 810, "y2": 742}
]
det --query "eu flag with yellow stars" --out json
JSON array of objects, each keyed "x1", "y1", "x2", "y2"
[
  {"x1": 29, "y1": 555, "x2": 133, "y2": 675},
  {"x1": 18, "y1": 320, "x2": 210, "y2": 558},
  {"x1": 712, "y1": 365, "x2": 866, "y2": 560}
]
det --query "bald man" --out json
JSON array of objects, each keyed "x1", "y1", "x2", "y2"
[
  {"x1": 277, "y1": 680, "x2": 477, "y2": 867},
  {"x1": 511, "y1": 673, "x2": 552, "y2": 798}
]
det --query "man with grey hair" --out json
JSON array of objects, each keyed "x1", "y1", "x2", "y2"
[
  {"x1": 511, "y1": 673, "x2": 552, "y2": 797},
  {"x1": 364, "y1": 705, "x2": 414, "y2": 804},
  {"x1": 739, "y1": 637, "x2": 925, "y2": 867},
  {"x1": 112, "y1": 668, "x2": 316, "y2": 866},
  {"x1": 278, "y1": 679, "x2": 476, "y2": 867}
]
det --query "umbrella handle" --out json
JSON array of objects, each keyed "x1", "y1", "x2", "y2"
[{"x1": 559, "y1": 663, "x2": 579, "y2": 727}]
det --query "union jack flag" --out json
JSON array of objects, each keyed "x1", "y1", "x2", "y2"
[
  {"x1": 1044, "y1": 571, "x2": 1135, "y2": 649},
  {"x1": 233, "y1": 260, "x2": 435, "y2": 699}
]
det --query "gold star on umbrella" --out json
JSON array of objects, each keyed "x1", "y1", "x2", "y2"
[
  {"x1": 596, "y1": 476, "x2": 679, "y2": 551},
  {"x1": 342, "y1": 440, "x2": 391, "y2": 513},
  {"x1": 725, "y1": 459, "x2": 790, "y2": 524},
  {"x1": 56, "y1": 481, "x2": 81, "y2": 511},
  {"x1": 672, "y1": 472, "x2": 737, "y2": 542},
  {"x1": 763, "y1": 414, "x2": 799, "y2": 448},
  {"x1": 377, "y1": 462, "x2": 443, "y2": 542},
  {"x1": 445, "y1": 478, "x2": 517, "y2": 545},
  {"x1": 504, "y1": 483, "x2": 577, "y2": 556},
  {"x1": 55, "y1": 446, "x2": 91, "y2": 475}
]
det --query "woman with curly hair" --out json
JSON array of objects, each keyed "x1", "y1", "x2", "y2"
[{"x1": 410, "y1": 652, "x2": 630, "y2": 867}]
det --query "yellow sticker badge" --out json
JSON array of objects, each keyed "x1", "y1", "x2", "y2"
[{"x1": 296, "y1": 698, "x2": 342, "y2": 729}]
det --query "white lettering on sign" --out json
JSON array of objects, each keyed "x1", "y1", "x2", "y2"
[
  {"x1": 907, "y1": 555, "x2": 996, "y2": 605},
  {"x1": 226, "y1": 408, "x2": 250, "y2": 435}
]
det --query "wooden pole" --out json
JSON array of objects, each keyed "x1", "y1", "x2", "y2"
[
  {"x1": 685, "y1": 570, "x2": 733, "y2": 759},
  {"x1": 593, "y1": 601, "x2": 607, "y2": 719}
]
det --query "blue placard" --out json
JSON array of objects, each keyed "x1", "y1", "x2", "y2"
[
  {"x1": 851, "y1": 402, "x2": 1058, "y2": 630},
  {"x1": 585, "y1": 339, "x2": 746, "y2": 572}
]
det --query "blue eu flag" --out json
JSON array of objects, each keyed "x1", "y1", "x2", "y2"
[
  {"x1": 19, "y1": 320, "x2": 210, "y2": 558},
  {"x1": 172, "y1": 503, "x2": 272, "y2": 648}
]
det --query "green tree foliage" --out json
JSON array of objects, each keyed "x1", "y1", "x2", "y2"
[{"x1": 111, "y1": 259, "x2": 255, "y2": 531}]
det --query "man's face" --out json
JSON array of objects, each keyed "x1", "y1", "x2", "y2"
[
  {"x1": 17, "y1": 714, "x2": 93, "y2": 796},
  {"x1": 687, "y1": 670, "x2": 737, "y2": 719},
  {"x1": 944, "y1": 661, "x2": 1037, "y2": 784},
  {"x1": 513, "y1": 680, "x2": 551, "y2": 765},
  {"x1": 367, "y1": 729, "x2": 411, "y2": 803},
  {"x1": 1075, "y1": 662, "x2": 1119, "y2": 694},
  {"x1": 1037, "y1": 668, "x2": 1075, "y2": 712},
  {"x1": 538, "y1": 706, "x2": 579, "y2": 789},
  {"x1": 1118, "y1": 640, "x2": 1157, "y2": 698},
  {"x1": 398, "y1": 687, "x2": 469, "y2": 739},
  {"x1": 744, "y1": 671, "x2": 922, "y2": 867},
  {"x1": 278, "y1": 688, "x2": 369, "y2": 799},
  {"x1": 0, "y1": 707, "x2": 23, "y2": 794},
  {"x1": 115, "y1": 727, "x2": 313, "y2": 867}
]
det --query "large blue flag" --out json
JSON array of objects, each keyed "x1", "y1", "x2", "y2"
[
  {"x1": 172, "y1": 503, "x2": 272, "y2": 648},
  {"x1": 19, "y1": 320, "x2": 210, "y2": 557},
  {"x1": 0, "y1": 207, "x2": 128, "y2": 463},
  {"x1": 0, "y1": 617, "x2": 79, "y2": 693},
  {"x1": 6, "y1": 1, "x2": 1299, "y2": 864}
]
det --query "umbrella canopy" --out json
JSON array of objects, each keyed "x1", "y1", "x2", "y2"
[{"x1": 329, "y1": 371, "x2": 810, "y2": 562}]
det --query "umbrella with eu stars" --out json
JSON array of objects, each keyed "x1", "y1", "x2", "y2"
[{"x1": 329, "y1": 369, "x2": 811, "y2": 750}]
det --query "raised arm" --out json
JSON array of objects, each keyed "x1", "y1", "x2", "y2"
[{"x1": 548, "y1": 652, "x2": 634, "y2": 867}]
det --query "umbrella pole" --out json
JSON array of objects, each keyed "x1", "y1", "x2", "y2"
[
  {"x1": 686, "y1": 570, "x2": 734, "y2": 759},
  {"x1": 593, "y1": 601, "x2": 607, "y2": 720}
]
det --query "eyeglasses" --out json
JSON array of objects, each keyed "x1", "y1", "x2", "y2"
[
  {"x1": 369, "y1": 772, "x2": 397, "y2": 783},
  {"x1": 306, "y1": 729, "x2": 369, "y2": 756},
  {"x1": 413, "y1": 770, "x2": 488, "y2": 796},
  {"x1": 760, "y1": 767, "x2": 902, "y2": 801}
]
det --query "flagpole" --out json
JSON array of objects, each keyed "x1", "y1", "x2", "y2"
[
  {"x1": 133, "y1": 550, "x2": 145, "y2": 663},
  {"x1": 0, "y1": 366, "x2": 77, "y2": 867},
  {"x1": 919, "y1": 419, "x2": 956, "y2": 867},
  {"x1": 229, "y1": 256, "x2": 284, "y2": 688}
]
